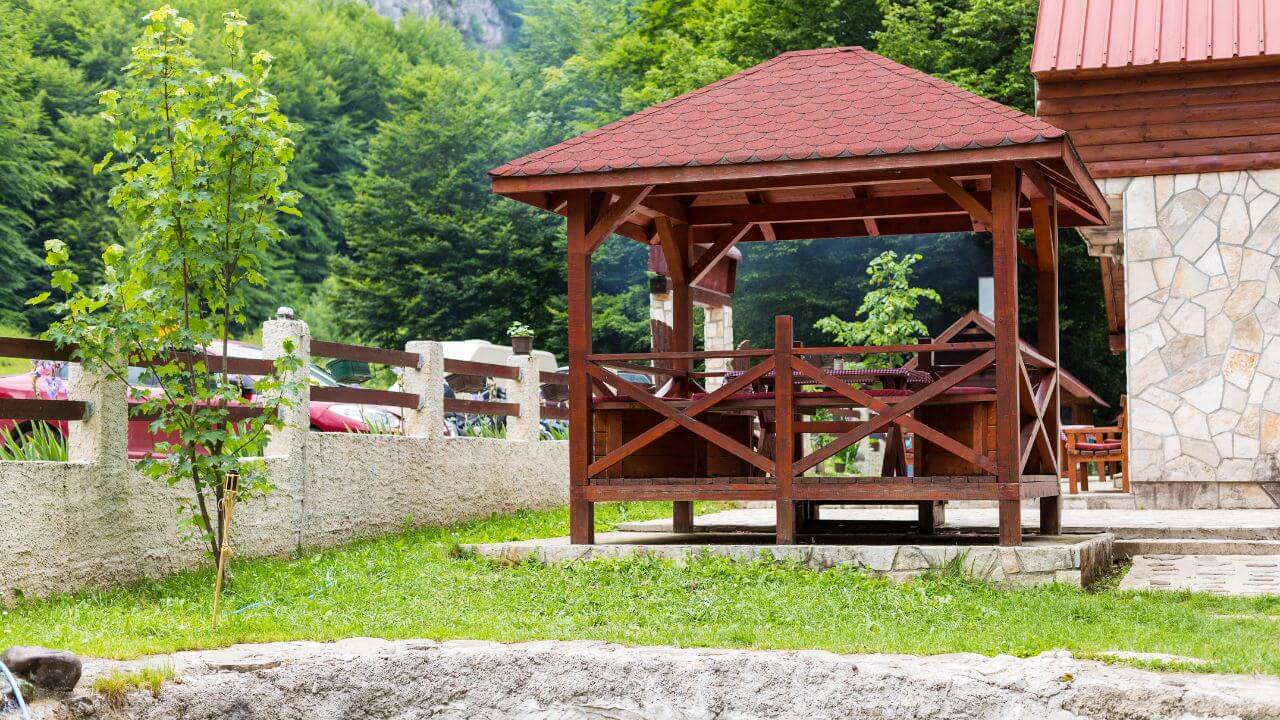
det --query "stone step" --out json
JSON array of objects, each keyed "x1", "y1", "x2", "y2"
[
  {"x1": 1119, "y1": 554, "x2": 1280, "y2": 596},
  {"x1": 1116, "y1": 538, "x2": 1280, "y2": 557}
]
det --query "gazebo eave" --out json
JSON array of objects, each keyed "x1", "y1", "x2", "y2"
[{"x1": 492, "y1": 137, "x2": 1109, "y2": 238}]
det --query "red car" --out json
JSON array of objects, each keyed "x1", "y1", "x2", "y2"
[{"x1": 0, "y1": 340, "x2": 402, "y2": 458}]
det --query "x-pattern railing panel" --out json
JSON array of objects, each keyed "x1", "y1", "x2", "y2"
[
  {"x1": 586, "y1": 359, "x2": 777, "y2": 477},
  {"x1": 789, "y1": 351, "x2": 997, "y2": 475},
  {"x1": 1017, "y1": 353, "x2": 1059, "y2": 474}
]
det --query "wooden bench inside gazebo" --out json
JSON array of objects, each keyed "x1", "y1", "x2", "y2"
[{"x1": 491, "y1": 47, "x2": 1109, "y2": 546}]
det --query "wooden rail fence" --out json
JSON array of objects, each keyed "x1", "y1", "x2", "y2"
[{"x1": 0, "y1": 334, "x2": 572, "y2": 430}]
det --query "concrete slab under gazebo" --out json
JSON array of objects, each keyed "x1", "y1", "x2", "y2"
[{"x1": 491, "y1": 46, "x2": 1110, "y2": 546}]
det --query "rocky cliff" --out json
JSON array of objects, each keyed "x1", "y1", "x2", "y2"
[{"x1": 364, "y1": 0, "x2": 512, "y2": 47}]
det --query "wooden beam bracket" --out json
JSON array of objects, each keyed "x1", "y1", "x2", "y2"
[
  {"x1": 928, "y1": 171, "x2": 994, "y2": 230},
  {"x1": 586, "y1": 186, "x2": 655, "y2": 253}
]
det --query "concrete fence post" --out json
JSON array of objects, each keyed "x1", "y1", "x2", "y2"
[
  {"x1": 403, "y1": 340, "x2": 444, "y2": 438},
  {"x1": 263, "y1": 313, "x2": 311, "y2": 458},
  {"x1": 67, "y1": 363, "x2": 129, "y2": 470},
  {"x1": 506, "y1": 354, "x2": 542, "y2": 442}
]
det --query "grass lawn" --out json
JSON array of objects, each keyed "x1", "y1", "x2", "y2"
[
  {"x1": 3, "y1": 502, "x2": 1280, "y2": 675},
  {"x1": 0, "y1": 323, "x2": 34, "y2": 376}
]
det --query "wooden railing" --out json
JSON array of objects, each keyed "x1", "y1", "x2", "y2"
[
  {"x1": 580, "y1": 312, "x2": 1056, "y2": 486},
  {"x1": 539, "y1": 371, "x2": 570, "y2": 421},
  {"x1": 0, "y1": 337, "x2": 280, "y2": 425},
  {"x1": 309, "y1": 340, "x2": 571, "y2": 421},
  {"x1": 0, "y1": 337, "x2": 90, "y2": 422},
  {"x1": 1, "y1": 333, "x2": 574, "y2": 432},
  {"x1": 441, "y1": 357, "x2": 520, "y2": 417},
  {"x1": 311, "y1": 340, "x2": 422, "y2": 410}
]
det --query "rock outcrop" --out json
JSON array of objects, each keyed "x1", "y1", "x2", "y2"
[
  {"x1": 363, "y1": 0, "x2": 511, "y2": 47},
  {"x1": 22, "y1": 638, "x2": 1280, "y2": 719}
]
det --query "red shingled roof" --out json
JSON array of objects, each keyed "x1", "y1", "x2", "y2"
[{"x1": 491, "y1": 47, "x2": 1065, "y2": 178}]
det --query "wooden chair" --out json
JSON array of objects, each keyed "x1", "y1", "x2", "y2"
[{"x1": 1061, "y1": 397, "x2": 1128, "y2": 493}]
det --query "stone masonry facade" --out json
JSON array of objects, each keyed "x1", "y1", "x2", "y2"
[
  {"x1": 649, "y1": 290, "x2": 734, "y2": 389},
  {"x1": 1096, "y1": 170, "x2": 1280, "y2": 508}
]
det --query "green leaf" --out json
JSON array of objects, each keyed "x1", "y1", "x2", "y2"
[{"x1": 93, "y1": 152, "x2": 115, "y2": 175}]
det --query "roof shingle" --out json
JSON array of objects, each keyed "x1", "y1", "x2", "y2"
[{"x1": 492, "y1": 47, "x2": 1065, "y2": 178}]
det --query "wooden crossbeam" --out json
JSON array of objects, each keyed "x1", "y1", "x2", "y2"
[
  {"x1": 1020, "y1": 418, "x2": 1041, "y2": 470},
  {"x1": 1021, "y1": 161, "x2": 1106, "y2": 225},
  {"x1": 790, "y1": 352, "x2": 997, "y2": 475},
  {"x1": 586, "y1": 360, "x2": 776, "y2": 476},
  {"x1": 684, "y1": 192, "x2": 986, "y2": 226},
  {"x1": 640, "y1": 196, "x2": 690, "y2": 223},
  {"x1": 655, "y1": 217, "x2": 688, "y2": 284},
  {"x1": 746, "y1": 193, "x2": 776, "y2": 241},
  {"x1": 927, "y1": 171, "x2": 993, "y2": 230},
  {"x1": 1018, "y1": 162, "x2": 1053, "y2": 200},
  {"x1": 593, "y1": 359, "x2": 685, "y2": 378},
  {"x1": 586, "y1": 186, "x2": 654, "y2": 253},
  {"x1": 689, "y1": 223, "x2": 753, "y2": 285},
  {"x1": 1035, "y1": 369, "x2": 1058, "y2": 419},
  {"x1": 1017, "y1": 358, "x2": 1038, "y2": 418},
  {"x1": 852, "y1": 186, "x2": 879, "y2": 235},
  {"x1": 1020, "y1": 415, "x2": 1057, "y2": 473},
  {"x1": 1015, "y1": 358, "x2": 1059, "y2": 473}
]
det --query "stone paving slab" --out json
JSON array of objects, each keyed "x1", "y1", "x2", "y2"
[
  {"x1": 463, "y1": 531, "x2": 1115, "y2": 587},
  {"x1": 1120, "y1": 554, "x2": 1280, "y2": 596},
  {"x1": 618, "y1": 507, "x2": 1280, "y2": 540}
]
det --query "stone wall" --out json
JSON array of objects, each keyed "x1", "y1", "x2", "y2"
[
  {"x1": 648, "y1": 291, "x2": 735, "y2": 389},
  {"x1": 0, "y1": 325, "x2": 567, "y2": 601},
  {"x1": 1099, "y1": 170, "x2": 1280, "y2": 508}
]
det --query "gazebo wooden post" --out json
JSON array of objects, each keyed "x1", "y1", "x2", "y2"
[
  {"x1": 1032, "y1": 186, "x2": 1063, "y2": 535},
  {"x1": 657, "y1": 218, "x2": 697, "y2": 533},
  {"x1": 774, "y1": 315, "x2": 796, "y2": 544},
  {"x1": 991, "y1": 163, "x2": 1024, "y2": 546},
  {"x1": 567, "y1": 191, "x2": 595, "y2": 545}
]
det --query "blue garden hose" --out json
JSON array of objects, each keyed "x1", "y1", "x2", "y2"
[{"x1": 0, "y1": 660, "x2": 31, "y2": 720}]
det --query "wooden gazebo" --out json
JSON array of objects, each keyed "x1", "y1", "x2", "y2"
[{"x1": 491, "y1": 47, "x2": 1109, "y2": 546}]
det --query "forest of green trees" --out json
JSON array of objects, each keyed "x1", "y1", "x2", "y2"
[{"x1": 0, "y1": 0, "x2": 1124, "y2": 404}]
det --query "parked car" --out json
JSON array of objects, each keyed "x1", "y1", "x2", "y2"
[{"x1": 0, "y1": 339, "x2": 402, "y2": 458}]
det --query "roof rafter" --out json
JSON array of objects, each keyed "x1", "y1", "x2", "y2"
[{"x1": 685, "y1": 192, "x2": 985, "y2": 226}]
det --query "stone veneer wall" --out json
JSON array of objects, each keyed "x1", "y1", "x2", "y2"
[
  {"x1": 648, "y1": 291, "x2": 734, "y2": 389},
  {"x1": 1097, "y1": 170, "x2": 1280, "y2": 508}
]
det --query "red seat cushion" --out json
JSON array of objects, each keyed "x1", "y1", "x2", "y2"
[{"x1": 1073, "y1": 441, "x2": 1121, "y2": 451}]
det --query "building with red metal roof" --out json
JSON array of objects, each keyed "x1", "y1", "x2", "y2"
[
  {"x1": 1033, "y1": 0, "x2": 1279, "y2": 75},
  {"x1": 1032, "y1": 0, "x2": 1280, "y2": 510}
]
